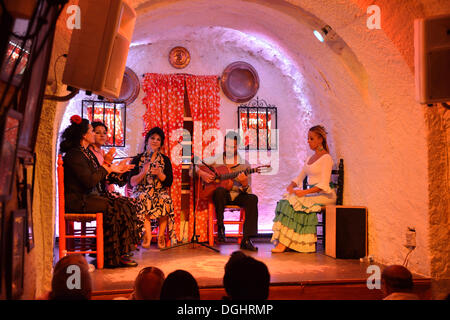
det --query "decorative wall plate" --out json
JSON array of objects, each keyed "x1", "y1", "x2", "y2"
[
  {"x1": 220, "y1": 61, "x2": 259, "y2": 103},
  {"x1": 113, "y1": 67, "x2": 140, "y2": 105},
  {"x1": 169, "y1": 46, "x2": 191, "y2": 69}
]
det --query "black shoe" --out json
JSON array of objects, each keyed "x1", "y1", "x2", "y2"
[
  {"x1": 119, "y1": 256, "x2": 138, "y2": 267},
  {"x1": 217, "y1": 225, "x2": 226, "y2": 243},
  {"x1": 240, "y1": 238, "x2": 258, "y2": 251}
]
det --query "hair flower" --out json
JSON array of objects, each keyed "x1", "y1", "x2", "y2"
[{"x1": 70, "y1": 115, "x2": 82, "y2": 125}]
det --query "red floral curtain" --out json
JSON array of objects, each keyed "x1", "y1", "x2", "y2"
[
  {"x1": 142, "y1": 73, "x2": 185, "y2": 241},
  {"x1": 185, "y1": 75, "x2": 220, "y2": 242}
]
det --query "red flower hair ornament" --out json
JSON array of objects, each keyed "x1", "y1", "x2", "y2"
[{"x1": 70, "y1": 115, "x2": 82, "y2": 125}]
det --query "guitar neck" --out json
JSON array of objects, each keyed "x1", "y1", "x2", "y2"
[{"x1": 219, "y1": 168, "x2": 258, "y2": 181}]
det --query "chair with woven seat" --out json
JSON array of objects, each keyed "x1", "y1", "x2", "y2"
[
  {"x1": 303, "y1": 158, "x2": 344, "y2": 250},
  {"x1": 208, "y1": 201, "x2": 246, "y2": 246},
  {"x1": 57, "y1": 154, "x2": 104, "y2": 269}
]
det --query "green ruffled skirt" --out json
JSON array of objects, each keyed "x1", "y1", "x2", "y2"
[{"x1": 271, "y1": 199, "x2": 319, "y2": 253}]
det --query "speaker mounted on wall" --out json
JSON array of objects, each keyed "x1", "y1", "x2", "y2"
[
  {"x1": 62, "y1": 0, "x2": 136, "y2": 99},
  {"x1": 414, "y1": 14, "x2": 450, "y2": 104}
]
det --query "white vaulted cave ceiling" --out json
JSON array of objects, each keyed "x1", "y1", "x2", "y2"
[{"x1": 130, "y1": 0, "x2": 369, "y2": 113}]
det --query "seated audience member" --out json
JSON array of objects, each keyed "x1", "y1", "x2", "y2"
[
  {"x1": 130, "y1": 266, "x2": 165, "y2": 300},
  {"x1": 160, "y1": 270, "x2": 200, "y2": 300},
  {"x1": 48, "y1": 254, "x2": 92, "y2": 300},
  {"x1": 382, "y1": 265, "x2": 419, "y2": 300},
  {"x1": 223, "y1": 251, "x2": 270, "y2": 300}
]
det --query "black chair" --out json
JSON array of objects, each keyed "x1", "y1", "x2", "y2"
[{"x1": 303, "y1": 159, "x2": 344, "y2": 250}]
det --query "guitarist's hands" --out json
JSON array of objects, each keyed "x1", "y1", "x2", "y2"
[
  {"x1": 199, "y1": 170, "x2": 215, "y2": 183},
  {"x1": 236, "y1": 172, "x2": 248, "y2": 187}
]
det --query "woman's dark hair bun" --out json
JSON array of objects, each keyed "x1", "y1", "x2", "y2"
[{"x1": 59, "y1": 117, "x2": 90, "y2": 154}]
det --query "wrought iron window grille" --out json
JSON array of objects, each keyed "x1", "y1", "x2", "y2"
[
  {"x1": 81, "y1": 100, "x2": 126, "y2": 147},
  {"x1": 237, "y1": 97, "x2": 278, "y2": 151}
]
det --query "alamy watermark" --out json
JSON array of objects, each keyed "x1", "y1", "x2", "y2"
[
  {"x1": 366, "y1": 265, "x2": 381, "y2": 289},
  {"x1": 66, "y1": 5, "x2": 81, "y2": 30},
  {"x1": 367, "y1": 5, "x2": 381, "y2": 30},
  {"x1": 66, "y1": 264, "x2": 81, "y2": 290}
]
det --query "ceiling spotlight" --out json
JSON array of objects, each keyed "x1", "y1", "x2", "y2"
[
  {"x1": 313, "y1": 30, "x2": 324, "y2": 42},
  {"x1": 313, "y1": 25, "x2": 334, "y2": 42}
]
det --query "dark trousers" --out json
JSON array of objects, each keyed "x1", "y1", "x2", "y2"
[{"x1": 212, "y1": 187, "x2": 258, "y2": 238}]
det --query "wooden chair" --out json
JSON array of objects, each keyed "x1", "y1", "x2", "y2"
[
  {"x1": 57, "y1": 155, "x2": 104, "y2": 269},
  {"x1": 208, "y1": 202, "x2": 246, "y2": 246},
  {"x1": 303, "y1": 159, "x2": 344, "y2": 249}
]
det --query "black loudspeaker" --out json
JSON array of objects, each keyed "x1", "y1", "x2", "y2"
[
  {"x1": 414, "y1": 14, "x2": 450, "y2": 103},
  {"x1": 62, "y1": 0, "x2": 136, "y2": 99},
  {"x1": 325, "y1": 206, "x2": 367, "y2": 259}
]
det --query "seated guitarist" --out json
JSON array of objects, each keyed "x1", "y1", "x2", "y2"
[{"x1": 198, "y1": 131, "x2": 259, "y2": 251}]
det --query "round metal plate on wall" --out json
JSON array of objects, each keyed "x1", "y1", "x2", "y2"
[
  {"x1": 220, "y1": 61, "x2": 260, "y2": 103},
  {"x1": 169, "y1": 46, "x2": 191, "y2": 69},
  {"x1": 112, "y1": 67, "x2": 140, "y2": 105}
]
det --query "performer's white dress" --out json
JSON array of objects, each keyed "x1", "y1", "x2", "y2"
[{"x1": 271, "y1": 154, "x2": 337, "y2": 252}]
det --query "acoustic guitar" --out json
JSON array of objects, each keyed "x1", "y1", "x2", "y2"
[{"x1": 196, "y1": 164, "x2": 271, "y2": 200}]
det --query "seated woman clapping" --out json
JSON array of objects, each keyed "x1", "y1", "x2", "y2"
[
  {"x1": 128, "y1": 127, "x2": 175, "y2": 249},
  {"x1": 60, "y1": 115, "x2": 142, "y2": 268},
  {"x1": 89, "y1": 121, "x2": 133, "y2": 192},
  {"x1": 271, "y1": 125, "x2": 337, "y2": 253}
]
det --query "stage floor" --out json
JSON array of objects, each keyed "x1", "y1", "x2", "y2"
[{"x1": 83, "y1": 238, "x2": 391, "y2": 292}]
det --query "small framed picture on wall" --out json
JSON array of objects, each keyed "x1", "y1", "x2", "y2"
[
  {"x1": 10, "y1": 209, "x2": 26, "y2": 300},
  {"x1": 0, "y1": 109, "x2": 22, "y2": 201}
]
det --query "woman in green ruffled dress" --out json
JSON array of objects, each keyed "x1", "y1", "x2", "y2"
[{"x1": 271, "y1": 125, "x2": 336, "y2": 253}]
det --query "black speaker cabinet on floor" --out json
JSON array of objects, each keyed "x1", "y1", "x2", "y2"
[{"x1": 325, "y1": 206, "x2": 368, "y2": 259}]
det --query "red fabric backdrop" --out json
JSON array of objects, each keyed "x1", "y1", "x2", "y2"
[
  {"x1": 142, "y1": 73, "x2": 185, "y2": 240},
  {"x1": 185, "y1": 75, "x2": 220, "y2": 242}
]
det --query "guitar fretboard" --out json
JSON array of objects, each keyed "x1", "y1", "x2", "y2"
[{"x1": 219, "y1": 168, "x2": 259, "y2": 181}]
